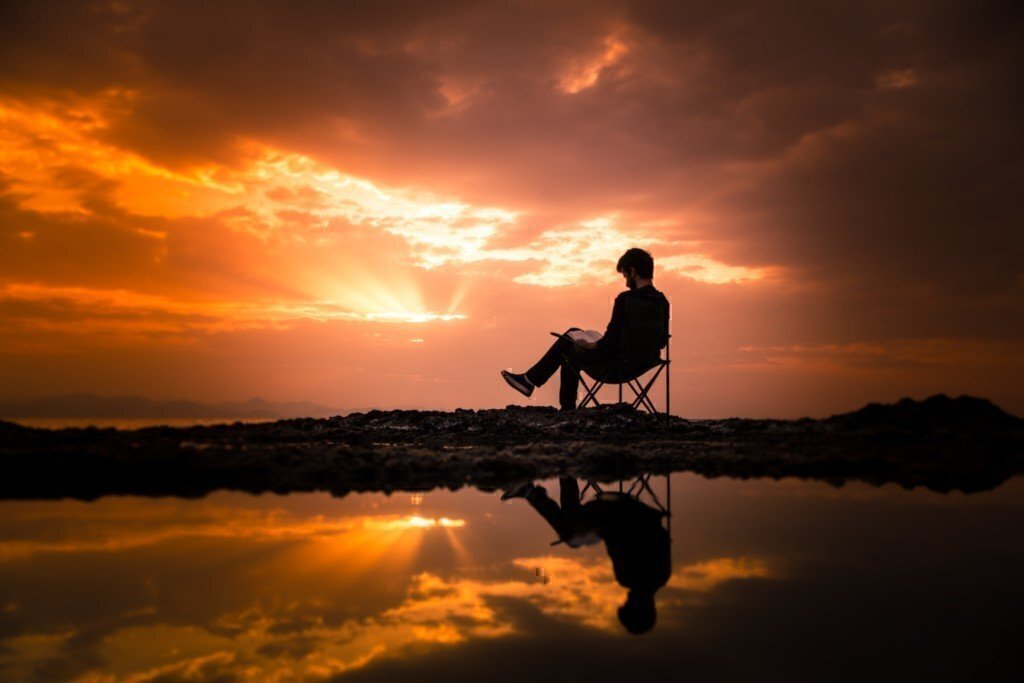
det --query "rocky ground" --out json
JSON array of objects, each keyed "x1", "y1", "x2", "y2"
[{"x1": 1, "y1": 395, "x2": 1021, "y2": 499}]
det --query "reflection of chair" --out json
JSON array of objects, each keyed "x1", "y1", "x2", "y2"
[
  {"x1": 580, "y1": 474, "x2": 672, "y2": 537},
  {"x1": 552, "y1": 296, "x2": 671, "y2": 417}
]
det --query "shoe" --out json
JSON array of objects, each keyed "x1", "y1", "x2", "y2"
[
  {"x1": 501, "y1": 482, "x2": 535, "y2": 500},
  {"x1": 501, "y1": 370, "x2": 534, "y2": 397}
]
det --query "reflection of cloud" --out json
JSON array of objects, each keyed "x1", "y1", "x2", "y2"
[
  {"x1": 508, "y1": 556, "x2": 622, "y2": 628},
  {"x1": 0, "y1": 631, "x2": 77, "y2": 682},
  {"x1": 81, "y1": 554, "x2": 771, "y2": 681},
  {"x1": 510, "y1": 555, "x2": 773, "y2": 629},
  {"x1": 667, "y1": 557, "x2": 771, "y2": 592},
  {"x1": 0, "y1": 505, "x2": 467, "y2": 562},
  {"x1": 0, "y1": 514, "x2": 772, "y2": 683}
]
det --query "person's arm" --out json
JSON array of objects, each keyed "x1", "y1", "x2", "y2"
[{"x1": 593, "y1": 294, "x2": 625, "y2": 356}]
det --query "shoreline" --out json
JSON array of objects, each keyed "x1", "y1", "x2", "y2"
[{"x1": 2, "y1": 395, "x2": 1021, "y2": 500}]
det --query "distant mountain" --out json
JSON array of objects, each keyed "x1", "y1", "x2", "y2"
[
  {"x1": 0, "y1": 394, "x2": 341, "y2": 419},
  {"x1": 825, "y1": 394, "x2": 1021, "y2": 431}
]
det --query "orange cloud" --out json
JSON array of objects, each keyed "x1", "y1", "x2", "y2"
[
  {"x1": 559, "y1": 33, "x2": 631, "y2": 94},
  {"x1": 0, "y1": 506, "x2": 468, "y2": 562},
  {"x1": 0, "y1": 491, "x2": 776, "y2": 681},
  {"x1": 37, "y1": 555, "x2": 768, "y2": 682},
  {"x1": 2, "y1": 92, "x2": 769, "y2": 293},
  {"x1": 1, "y1": 0, "x2": 1021, "y2": 416}
]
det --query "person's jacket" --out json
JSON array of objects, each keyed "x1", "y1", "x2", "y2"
[
  {"x1": 594, "y1": 284, "x2": 670, "y2": 370},
  {"x1": 585, "y1": 495, "x2": 671, "y2": 593}
]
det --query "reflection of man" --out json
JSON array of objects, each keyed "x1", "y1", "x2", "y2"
[{"x1": 503, "y1": 477, "x2": 671, "y2": 635}]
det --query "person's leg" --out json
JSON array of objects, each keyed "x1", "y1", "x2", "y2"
[
  {"x1": 524, "y1": 485, "x2": 571, "y2": 537},
  {"x1": 558, "y1": 359, "x2": 581, "y2": 410},
  {"x1": 525, "y1": 328, "x2": 580, "y2": 388},
  {"x1": 561, "y1": 349, "x2": 610, "y2": 411},
  {"x1": 559, "y1": 477, "x2": 581, "y2": 512}
]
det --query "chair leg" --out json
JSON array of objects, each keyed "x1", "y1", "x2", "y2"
[
  {"x1": 641, "y1": 380, "x2": 660, "y2": 413},
  {"x1": 559, "y1": 354, "x2": 603, "y2": 410},
  {"x1": 665, "y1": 334, "x2": 671, "y2": 422},
  {"x1": 626, "y1": 480, "x2": 637, "y2": 496},
  {"x1": 579, "y1": 379, "x2": 603, "y2": 409},
  {"x1": 628, "y1": 364, "x2": 666, "y2": 414},
  {"x1": 626, "y1": 374, "x2": 659, "y2": 411},
  {"x1": 665, "y1": 363, "x2": 671, "y2": 423},
  {"x1": 628, "y1": 380, "x2": 658, "y2": 413},
  {"x1": 626, "y1": 380, "x2": 646, "y2": 410},
  {"x1": 579, "y1": 480, "x2": 600, "y2": 501},
  {"x1": 638, "y1": 362, "x2": 663, "y2": 411},
  {"x1": 638, "y1": 379, "x2": 659, "y2": 413},
  {"x1": 575, "y1": 360, "x2": 602, "y2": 408},
  {"x1": 637, "y1": 474, "x2": 669, "y2": 514}
]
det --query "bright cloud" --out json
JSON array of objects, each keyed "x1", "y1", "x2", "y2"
[
  {"x1": 1, "y1": 92, "x2": 767, "y2": 295},
  {"x1": 57, "y1": 555, "x2": 771, "y2": 681},
  {"x1": 559, "y1": 33, "x2": 631, "y2": 94}
]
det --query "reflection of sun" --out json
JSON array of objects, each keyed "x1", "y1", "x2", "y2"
[
  {"x1": 369, "y1": 515, "x2": 466, "y2": 530},
  {"x1": 0, "y1": 493, "x2": 779, "y2": 682},
  {"x1": 265, "y1": 514, "x2": 469, "y2": 587}
]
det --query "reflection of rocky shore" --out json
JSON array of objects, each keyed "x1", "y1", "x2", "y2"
[{"x1": 1, "y1": 395, "x2": 1021, "y2": 500}]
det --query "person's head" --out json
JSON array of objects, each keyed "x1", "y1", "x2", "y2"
[
  {"x1": 617, "y1": 589, "x2": 657, "y2": 635},
  {"x1": 616, "y1": 248, "x2": 654, "y2": 290}
]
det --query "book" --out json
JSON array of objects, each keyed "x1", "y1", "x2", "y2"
[{"x1": 567, "y1": 329, "x2": 603, "y2": 344}]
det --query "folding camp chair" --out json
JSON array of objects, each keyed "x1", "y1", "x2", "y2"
[
  {"x1": 546, "y1": 475, "x2": 673, "y2": 547},
  {"x1": 552, "y1": 296, "x2": 671, "y2": 417},
  {"x1": 580, "y1": 475, "x2": 669, "y2": 513},
  {"x1": 579, "y1": 474, "x2": 672, "y2": 536}
]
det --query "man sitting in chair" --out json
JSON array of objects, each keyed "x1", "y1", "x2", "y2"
[{"x1": 501, "y1": 247, "x2": 670, "y2": 410}]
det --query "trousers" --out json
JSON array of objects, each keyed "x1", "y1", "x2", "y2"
[
  {"x1": 524, "y1": 328, "x2": 614, "y2": 410},
  {"x1": 526, "y1": 477, "x2": 594, "y2": 544}
]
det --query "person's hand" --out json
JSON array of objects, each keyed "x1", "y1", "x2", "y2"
[{"x1": 574, "y1": 339, "x2": 597, "y2": 350}]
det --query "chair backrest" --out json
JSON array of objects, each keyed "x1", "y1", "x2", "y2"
[{"x1": 619, "y1": 296, "x2": 669, "y2": 366}]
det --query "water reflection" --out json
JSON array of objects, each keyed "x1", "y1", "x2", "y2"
[
  {"x1": 503, "y1": 475, "x2": 672, "y2": 634},
  {"x1": 0, "y1": 474, "x2": 1020, "y2": 681}
]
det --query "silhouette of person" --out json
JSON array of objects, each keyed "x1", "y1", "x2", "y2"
[
  {"x1": 501, "y1": 248, "x2": 670, "y2": 410},
  {"x1": 503, "y1": 476, "x2": 671, "y2": 634}
]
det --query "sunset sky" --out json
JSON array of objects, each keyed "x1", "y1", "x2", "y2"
[{"x1": 1, "y1": 0, "x2": 1021, "y2": 417}]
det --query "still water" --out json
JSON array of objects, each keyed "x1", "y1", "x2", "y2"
[{"x1": 0, "y1": 474, "x2": 1020, "y2": 681}]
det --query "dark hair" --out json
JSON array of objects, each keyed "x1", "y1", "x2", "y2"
[
  {"x1": 617, "y1": 591, "x2": 656, "y2": 635},
  {"x1": 616, "y1": 248, "x2": 654, "y2": 279}
]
